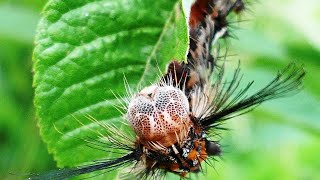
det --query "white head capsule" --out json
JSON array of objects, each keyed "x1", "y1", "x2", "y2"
[{"x1": 127, "y1": 84, "x2": 191, "y2": 148}]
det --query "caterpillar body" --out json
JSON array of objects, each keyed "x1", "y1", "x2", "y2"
[{"x1": 28, "y1": 0, "x2": 305, "y2": 179}]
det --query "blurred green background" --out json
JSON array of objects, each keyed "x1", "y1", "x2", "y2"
[
  {"x1": 0, "y1": 0, "x2": 319, "y2": 179},
  {"x1": 0, "y1": 1, "x2": 56, "y2": 179}
]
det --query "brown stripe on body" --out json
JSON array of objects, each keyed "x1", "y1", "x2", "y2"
[{"x1": 164, "y1": 0, "x2": 245, "y2": 96}]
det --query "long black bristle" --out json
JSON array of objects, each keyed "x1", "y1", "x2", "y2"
[
  {"x1": 27, "y1": 152, "x2": 136, "y2": 180},
  {"x1": 201, "y1": 63, "x2": 305, "y2": 127}
]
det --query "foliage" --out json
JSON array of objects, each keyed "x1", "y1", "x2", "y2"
[
  {"x1": 32, "y1": 0, "x2": 188, "y2": 179},
  {"x1": 0, "y1": 0, "x2": 319, "y2": 179}
]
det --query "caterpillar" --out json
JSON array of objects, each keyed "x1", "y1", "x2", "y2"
[{"x1": 28, "y1": 0, "x2": 305, "y2": 179}]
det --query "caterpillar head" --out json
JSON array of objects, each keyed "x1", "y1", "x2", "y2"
[{"x1": 127, "y1": 84, "x2": 192, "y2": 149}]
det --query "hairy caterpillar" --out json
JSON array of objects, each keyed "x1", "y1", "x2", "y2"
[{"x1": 28, "y1": 0, "x2": 305, "y2": 179}]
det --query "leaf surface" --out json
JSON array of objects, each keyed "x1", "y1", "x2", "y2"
[{"x1": 33, "y1": 0, "x2": 188, "y2": 178}]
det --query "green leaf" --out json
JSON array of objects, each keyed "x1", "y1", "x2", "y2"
[{"x1": 33, "y1": 0, "x2": 188, "y2": 178}]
